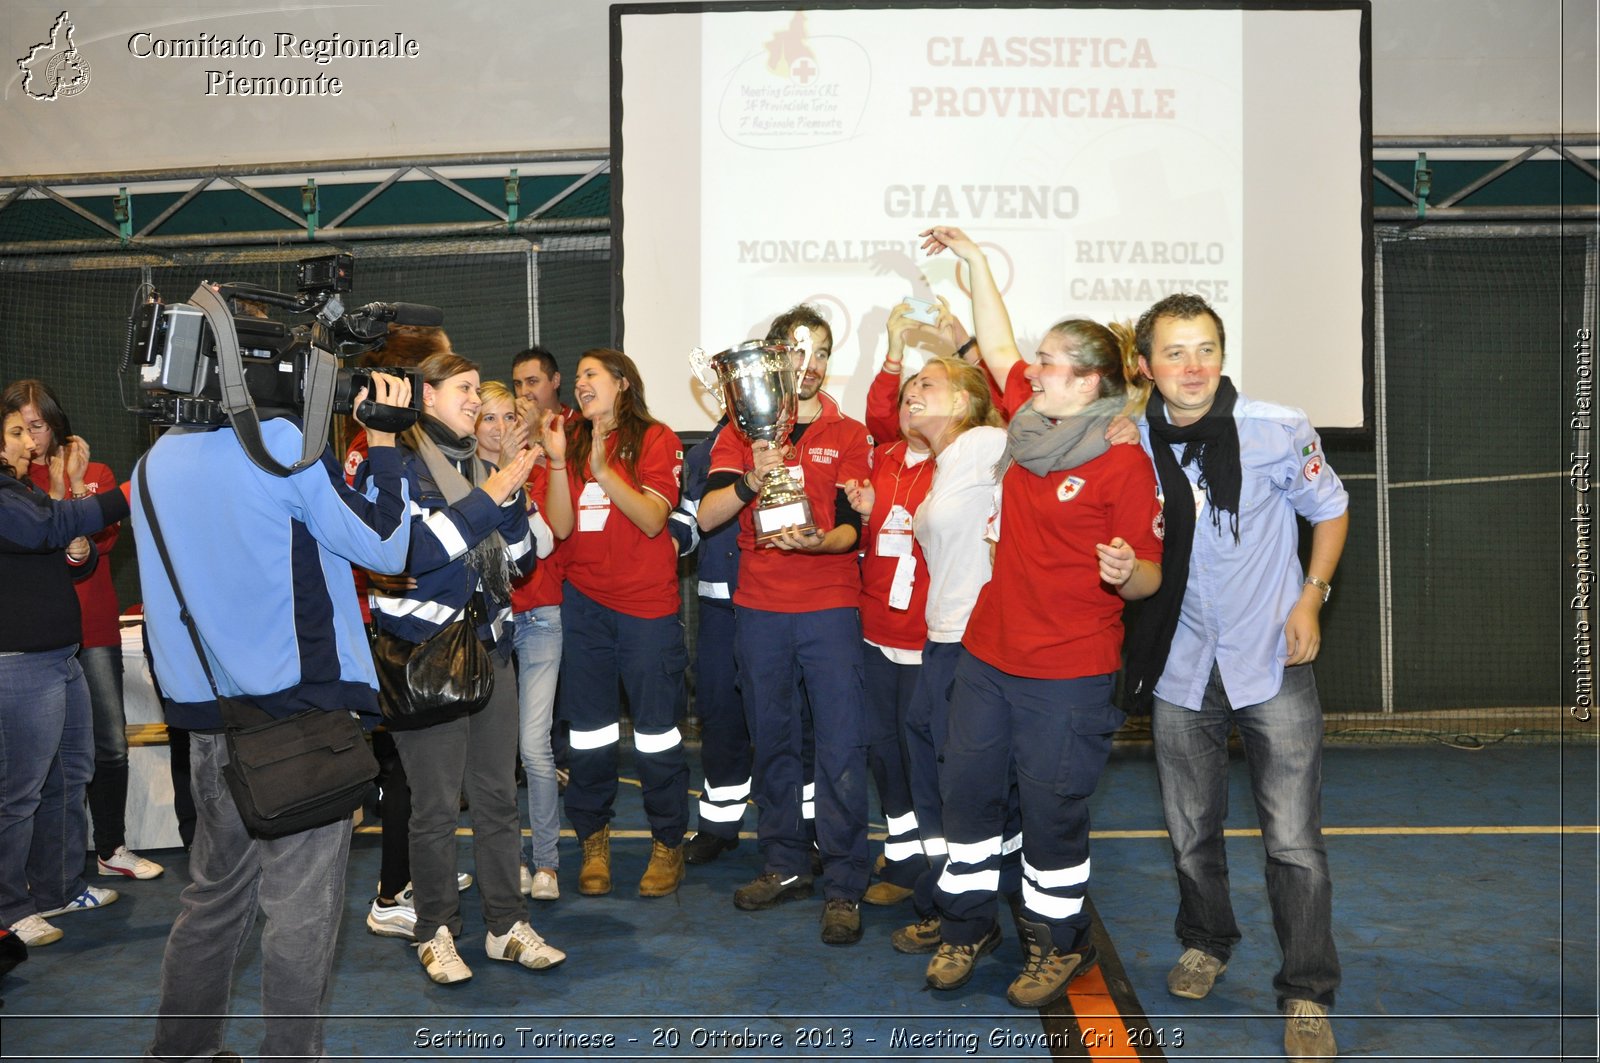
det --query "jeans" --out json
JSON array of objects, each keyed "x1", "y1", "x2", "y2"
[
  {"x1": 0, "y1": 646, "x2": 92, "y2": 924},
  {"x1": 78, "y1": 643, "x2": 129, "y2": 857},
  {"x1": 513, "y1": 606, "x2": 562, "y2": 871},
  {"x1": 1153, "y1": 662, "x2": 1340, "y2": 1007},
  {"x1": 147, "y1": 732, "x2": 353, "y2": 1063}
]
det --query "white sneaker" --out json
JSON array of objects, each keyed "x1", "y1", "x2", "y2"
[
  {"x1": 520, "y1": 865, "x2": 534, "y2": 895},
  {"x1": 394, "y1": 873, "x2": 473, "y2": 896},
  {"x1": 528, "y1": 869, "x2": 560, "y2": 902},
  {"x1": 416, "y1": 926, "x2": 472, "y2": 983},
  {"x1": 97, "y1": 846, "x2": 164, "y2": 880},
  {"x1": 11, "y1": 914, "x2": 62, "y2": 947},
  {"x1": 37, "y1": 886, "x2": 119, "y2": 917},
  {"x1": 366, "y1": 885, "x2": 417, "y2": 939},
  {"x1": 486, "y1": 920, "x2": 565, "y2": 970}
]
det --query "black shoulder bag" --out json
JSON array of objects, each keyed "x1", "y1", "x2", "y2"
[{"x1": 136, "y1": 460, "x2": 378, "y2": 838}]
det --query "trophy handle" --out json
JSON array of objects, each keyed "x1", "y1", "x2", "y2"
[{"x1": 688, "y1": 347, "x2": 728, "y2": 417}]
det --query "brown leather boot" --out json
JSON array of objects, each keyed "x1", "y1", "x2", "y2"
[
  {"x1": 1006, "y1": 917, "x2": 1098, "y2": 1009},
  {"x1": 638, "y1": 839, "x2": 686, "y2": 897},
  {"x1": 578, "y1": 825, "x2": 612, "y2": 896}
]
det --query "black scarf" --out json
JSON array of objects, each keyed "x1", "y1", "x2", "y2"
[{"x1": 1122, "y1": 377, "x2": 1241, "y2": 712}]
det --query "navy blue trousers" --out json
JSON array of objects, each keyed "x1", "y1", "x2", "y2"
[
  {"x1": 735, "y1": 606, "x2": 869, "y2": 900},
  {"x1": 692, "y1": 600, "x2": 751, "y2": 839},
  {"x1": 934, "y1": 650, "x2": 1121, "y2": 949},
  {"x1": 559, "y1": 583, "x2": 689, "y2": 844},
  {"x1": 861, "y1": 645, "x2": 923, "y2": 889}
]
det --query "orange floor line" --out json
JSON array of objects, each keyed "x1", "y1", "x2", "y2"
[{"x1": 1066, "y1": 963, "x2": 1137, "y2": 1059}]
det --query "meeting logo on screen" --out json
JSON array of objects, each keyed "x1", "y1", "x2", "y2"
[
  {"x1": 17, "y1": 10, "x2": 92, "y2": 101},
  {"x1": 718, "y1": 11, "x2": 869, "y2": 150}
]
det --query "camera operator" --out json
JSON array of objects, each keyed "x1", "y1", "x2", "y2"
[{"x1": 134, "y1": 372, "x2": 412, "y2": 1063}]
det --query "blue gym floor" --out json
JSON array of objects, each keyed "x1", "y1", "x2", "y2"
[{"x1": 1, "y1": 740, "x2": 1595, "y2": 1062}]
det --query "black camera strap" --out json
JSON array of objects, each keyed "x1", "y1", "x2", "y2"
[
  {"x1": 135, "y1": 456, "x2": 268, "y2": 730},
  {"x1": 190, "y1": 283, "x2": 337, "y2": 479}
]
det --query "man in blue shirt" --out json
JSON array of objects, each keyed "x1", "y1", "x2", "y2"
[
  {"x1": 1130, "y1": 294, "x2": 1349, "y2": 1063},
  {"x1": 135, "y1": 377, "x2": 411, "y2": 1063}
]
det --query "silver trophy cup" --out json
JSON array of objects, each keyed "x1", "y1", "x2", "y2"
[{"x1": 690, "y1": 331, "x2": 817, "y2": 543}]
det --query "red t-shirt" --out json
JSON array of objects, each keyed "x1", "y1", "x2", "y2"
[
  {"x1": 963, "y1": 443, "x2": 1163, "y2": 680},
  {"x1": 510, "y1": 457, "x2": 563, "y2": 612},
  {"x1": 1000, "y1": 361, "x2": 1034, "y2": 421},
  {"x1": 710, "y1": 392, "x2": 872, "y2": 614},
  {"x1": 30, "y1": 460, "x2": 121, "y2": 647},
  {"x1": 555, "y1": 422, "x2": 683, "y2": 619},
  {"x1": 858, "y1": 439, "x2": 934, "y2": 651}
]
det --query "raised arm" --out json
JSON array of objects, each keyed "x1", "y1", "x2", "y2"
[{"x1": 920, "y1": 226, "x2": 1022, "y2": 383}]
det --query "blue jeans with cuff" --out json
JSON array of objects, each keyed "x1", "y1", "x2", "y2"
[{"x1": 1153, "y1": 662, "x2": 1340, "y2": 1008}]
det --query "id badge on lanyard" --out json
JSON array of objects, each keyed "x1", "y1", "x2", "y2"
[
  {"x1": 578, "y1": 479, "x2": 611, "y2": 532},
  {"x1": 876, "y1": 503, "x2": 914, "y2": 558}
]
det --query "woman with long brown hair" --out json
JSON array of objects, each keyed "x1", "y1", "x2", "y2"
[
  {"x1": 358, "y1": 351, "x2": 559, "y2": 985},
  {"x1": 538, "y1": 348, "x2": 690, "y2": 900}
]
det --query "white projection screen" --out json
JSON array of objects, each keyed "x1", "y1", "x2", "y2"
[{"x1": 613, "y1": 2, "x2": 1371, "y2": 433}]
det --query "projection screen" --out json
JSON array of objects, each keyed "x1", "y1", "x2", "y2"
[{"x1": 614, "y1": 2, "x2": 1371, "y2": 433}]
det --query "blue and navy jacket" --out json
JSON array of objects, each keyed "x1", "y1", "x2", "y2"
[
  {"x1": 357, "y1": 444, "x2": 535, "y2": 649},
  {"x1": 668, "y1": 418, "x2": 740, "y2": 603},
  {"x1": 131, "y1": 420, "x2": 411, "y2": 729},
  {"x1": 0, "y1": 475, "x2": 125, "y2": 652}
]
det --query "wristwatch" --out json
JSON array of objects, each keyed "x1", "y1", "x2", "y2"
[{"x1": 1303, "y1": 575, "x2": 1332, "y2": 603}]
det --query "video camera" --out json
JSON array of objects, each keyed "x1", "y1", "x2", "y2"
[{"x1": 122, "y1": 253, "x2": 437, "y2": 477}]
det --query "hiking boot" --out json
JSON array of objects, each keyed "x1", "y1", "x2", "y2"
[
  {"x1": 578, "y1": 825, "x2": 611, "y2": 896},
  {"x1": 891, "y1": 914, "x2": 943, "y2": 954},
  {"x1": 682, "y1": 831, "x2": 739, "y2": 865},
  {"x1": 732, "y1": 871, "x2": 814, "y2": 911},
  {"x1": 97, "y1": 846, "x2": 164, "y2": 880},
  {"x1": 925, "y1": 922, "x2": 1001, "y2": 990},
  {"x1": 37, "y1": 886, "x2": 118, "y2": 918},
  {"x1": 366, "y1": 885, "x2": 417, "y2": 939},
  {"x1": 862, "y1": 880, "x2": 914, "y2": 906},
  {"x1": 1167, "y1": 946, "x2": 1227, "y2": 999},
  {"x1": 639, "y1": 840, "x2": 686, "y2": 897},
  {"x1": 486, "y1": 920, "x2": 566, "y2": 970},
  {"x1": 416, "y1": 926, "x2": 472, "y2": 984},
  {"x1": 1006, "y1": 917, "x2": 1097, "y2": 1009},
  {"x1": 1283, "y1": 999, "x2": 1337, "y2": 1061},
  {"x1": 819, "y1": 899, "x2": 862, "y2": 945}
]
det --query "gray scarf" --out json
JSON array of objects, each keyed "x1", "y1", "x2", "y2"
[
  {"x1": 406, "y1": 416, "x2": 514, "y2": 606},
  {"x1": 1000, "y1": 395, "x2": 1125, "y2": 477}
]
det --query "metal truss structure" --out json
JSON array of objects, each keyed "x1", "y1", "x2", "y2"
[{"x1": 0, "y1": 136, "x2": 1595, "y2": 255}]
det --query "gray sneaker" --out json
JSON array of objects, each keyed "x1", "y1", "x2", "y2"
[
  {"x1": 1167, "y1": 946, "x2": 1227, "y2": 999},
  {"x1": 1284, "y1": 999, "x2": 1337, "y2": 1061},
  {"x1": 924, "y1": 922, "x2": 1001, "y2": 990}
]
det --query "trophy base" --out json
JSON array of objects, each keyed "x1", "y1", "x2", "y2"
[{"x1": 753, "y1": 498, "x2": 816, "y2": 546}]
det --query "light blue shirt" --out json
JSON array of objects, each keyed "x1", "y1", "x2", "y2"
[{"x1": 1138, "y1": 393, "x2": 1348, "y2": 711}]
